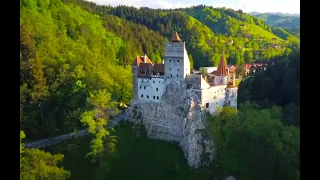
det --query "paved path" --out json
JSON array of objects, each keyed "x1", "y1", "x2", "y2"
[{"x1": 24, "y1": 112, "x2": 129, "y2": 149}]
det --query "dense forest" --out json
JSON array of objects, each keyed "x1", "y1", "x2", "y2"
[{"x1": 20, "y1": 0, "x2": 300, "y2": 179}]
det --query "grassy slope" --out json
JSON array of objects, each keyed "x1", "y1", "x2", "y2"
[
  {"x1": 246, "y1": 24, "x2": 282, "y2": 40},
  {"x1": 45, "y1": 123, "x2": 203, "y2": 180}
]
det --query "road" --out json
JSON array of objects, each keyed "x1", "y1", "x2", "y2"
[{"x1": 24, "y1": 111, "x2": 129, "y2": 149}]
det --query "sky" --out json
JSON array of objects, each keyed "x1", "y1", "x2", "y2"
[{"x1": 89, "y1": 0, "x2": 299, "y2": 14}]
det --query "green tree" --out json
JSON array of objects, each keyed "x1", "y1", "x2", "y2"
[
  {"x1": 20, "y1": 131, "x2": 71, "y2": 180},
  {"x1": 235, "y1": 66, "x2": 245, "y2": 78},
  {"x1": 207, "y1": 103, "x2": 300, "y2": 180},
  {"x1": 244, "y1": 50, "x2": 253, "y2": 63},
  {"x1": 80, "y1": 89, "x2": 117, "y2": 161}
]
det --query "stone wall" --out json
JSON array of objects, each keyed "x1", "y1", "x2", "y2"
[{"x1": 126, "y1": 80, "x2": 214, "y2": 167}]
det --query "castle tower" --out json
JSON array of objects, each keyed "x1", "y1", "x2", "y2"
[
  {"x1": 164, "y1": 32, "x2": 191, "y2": 80},
  {"x1": 131, "y1": 56, "x2": 141, "y2": 99},
  {"x1": 225, "y1": 73, "x2": 238, "y2": 109},
  {"x1": 214, "y1": 54, "x2": 229, "y2": 85}
]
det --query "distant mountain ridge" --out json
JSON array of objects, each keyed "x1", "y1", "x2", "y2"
[
  {"x1": 249, "y1": 12, "x2": 300, "y2": 17},
  {"x1": 249, "y1": 12, "x2": 300, "y2": 29}
]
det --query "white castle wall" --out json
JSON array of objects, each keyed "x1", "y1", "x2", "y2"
[
  {"x1": 137, "y1": 77, "x2": 165, "y2": 102},
  {"x1": 214, "y1": 75, "x2": 228, "y2": 85},
  {"x1": 201, "y1": 85, "x2": 227, "y2": 114},
  {"x1": 225, "y1": 87, "x2": 238, "y2": 108},
  {"x1": 183, "y1": 45, "x2": 191, "y2": 76}
]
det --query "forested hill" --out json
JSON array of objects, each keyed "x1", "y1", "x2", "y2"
[
  {"x1": 20, "y1": 0, "x2": 300, "y2": 141},
  {"x1": 66, "y1": 1, "x2": 299, "y2": 68}
]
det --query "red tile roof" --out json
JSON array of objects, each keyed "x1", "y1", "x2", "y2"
[
  {"x1": 153, "y1": 64, "x2": 164, "y2": 73},
  {"x1": 215, "y1": 55, "x2": 228, "y2": 76},
  {"x1": 171, "y1": 32, "x2": 181, "y2": 42},
  {"x1": 139, "y1": 63, "x2": 153, "y2": 75},
  {"x1": 132, "y1": 55, "x2": 152, "y2": 66}
]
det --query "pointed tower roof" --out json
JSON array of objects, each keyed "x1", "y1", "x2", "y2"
[
  {"x1": 171, "y1": 32, "x2": 181, "y2": 42},
  {"x1": 215, "y1": 54, "x2": 228, "y2": 76}
]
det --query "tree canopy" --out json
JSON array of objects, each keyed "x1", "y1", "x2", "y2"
[{"x1": 207, "y1": 103, "x2": 300, "y2": 180}]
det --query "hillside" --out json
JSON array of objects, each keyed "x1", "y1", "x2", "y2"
[
  {"x1": 250, "y1": 12, "x2": 300, "y2": 28},
  {"x1": 20, "y1": 0, "x2": 300, "y2": 180},
  {"x1": 68, "y1": 2, "x2": 299, "y2": 68},
  {"x1": 20, "y1": 0, "x2": 300, "y2": 139}
]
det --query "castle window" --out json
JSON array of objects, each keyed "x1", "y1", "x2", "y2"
[
  {"x1": 176, "y1": 75, "x2": 178, "y2": 77},
  {"x1": 156, "y1": 88, "x2": 158, "y2": 91},
  {"x1": 157, "y1": 96, "x2": 159, "y2": 99},
  {"x1": 147, "y1": 95, "x2": 149, "y2": 98},
  {"x1": 206, "y1": 103, "x2": 209, "y2": 108},
  {"x1": 140, "y1": 86, "x2": 141, "y2": 89},
  {"x1": 141, "y1": 94, "x2": 143, "y2": 98},
  {"x1": 159, "y1": 81, "x2": 160, "y2": 83},
  {"x1": 169, "y1": 60, "x2": 171, "y2": 62},
  {"x1": 177, "y1": 69, "x2": 179, "y2": 71},
  {"x1": 170, "y1": 68, "x2": 172, "y2": 70},
  {"x1": 153, "y1": 96, "x2": 155, "y2": 99},
  {"x1": 171, "y1": 74, "x2": 172, "y2": 77},
  {"x1": 153, "y1": 81, "x2": 155, "y2": 83},
  {"x1": 144, "y1": 86, "x2": 146, "y2": 89},
  {"x1": 177, "y1": 60, "x2": 180, "y2": 62}
]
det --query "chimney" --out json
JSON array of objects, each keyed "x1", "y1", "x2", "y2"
[
  {"x1": 144, "y1": 54, "x2": 147, "y2": 63},
  {"x1": 232, "y1": 73, "x2": 236, "y2": 86}
]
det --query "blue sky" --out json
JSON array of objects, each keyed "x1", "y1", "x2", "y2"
[{"x1": 89, "y1": 0, "x2": 299, "y2": 14}]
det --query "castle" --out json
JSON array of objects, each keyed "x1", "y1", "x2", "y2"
[
  {"x1": 131, "y1": 32, "x2": 238, "y2": 114},
  {"x1": 127, "y1": 32, "x2": 237, "y2": 167}
]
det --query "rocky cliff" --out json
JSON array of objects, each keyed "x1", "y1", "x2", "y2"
[{"x1": 126, "y1": 80, "x2": 214, "y2": 167}]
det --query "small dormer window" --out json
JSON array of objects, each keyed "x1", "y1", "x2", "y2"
[
  {"x1": 177, "y1": 60, "x2": 180, "y2": 62},
  {"x1": 147, "y1": 95, "x2": 149, "y2": 98},
  {"x1": 144, "y1": 86, "x2": 146, "y2": 89}
]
